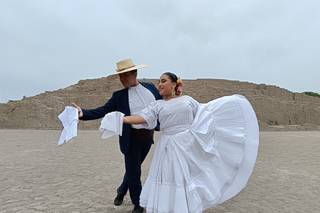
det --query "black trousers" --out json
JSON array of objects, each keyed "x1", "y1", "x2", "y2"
[{"x1": 117, "y1": 129, "x2": 153, "y2": 206}]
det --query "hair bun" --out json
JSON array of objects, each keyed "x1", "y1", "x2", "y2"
[
  {"x1": 177, "y1": 78, "x2": 183, "y2": 85},
  {"x1": 175, "y1": 78, "x2": 184, "y2": 96}
]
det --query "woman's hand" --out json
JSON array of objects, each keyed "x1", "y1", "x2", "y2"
[{"x1": 71, "y1": 102, "x2": 83, "y2": 118}]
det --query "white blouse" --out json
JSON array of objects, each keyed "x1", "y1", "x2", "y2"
[
  {"x1": 128, "y1": 83, "x2": 156, "y2": 129},
  {"x1": 137, "y1": 95, "x2": 199, "y2": 131}
]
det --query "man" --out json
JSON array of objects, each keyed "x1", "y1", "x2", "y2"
[{"x1": 72, "y1": 58, "x2": 161, "y2": 213}]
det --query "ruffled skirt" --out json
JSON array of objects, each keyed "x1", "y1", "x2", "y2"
[{"x1": 140, "y1": 95, "x2": 259, "y2": 213}]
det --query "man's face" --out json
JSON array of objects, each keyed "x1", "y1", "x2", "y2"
[{"x1": 118, "y1": 71, "x2": 137, "y2": 88}]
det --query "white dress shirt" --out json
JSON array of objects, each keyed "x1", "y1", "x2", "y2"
[{"x1": 128, "y1": 83, "x2": 156, "y2": 129}]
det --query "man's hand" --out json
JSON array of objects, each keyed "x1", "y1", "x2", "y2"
[{"x1": 71, "y1": 102, "x2": 83, "y2": 118}]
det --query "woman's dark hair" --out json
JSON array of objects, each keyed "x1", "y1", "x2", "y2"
[{"x1": 163, "y1": 72, "x2": 178, "y2": 83}]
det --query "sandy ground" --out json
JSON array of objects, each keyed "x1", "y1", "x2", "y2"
[{"x1": 0, "y1": 130, "x2": 319, "y2": 213}]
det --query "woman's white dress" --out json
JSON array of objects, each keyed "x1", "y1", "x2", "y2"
[{"x1": 136, "y1": 95, "x2": 259, "y2": 213}]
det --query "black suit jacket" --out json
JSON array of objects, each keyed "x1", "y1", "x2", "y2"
[{"x1": 80, "y1": 82, "x2": 162, "y2": 154}]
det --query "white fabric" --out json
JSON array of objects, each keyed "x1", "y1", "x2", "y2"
[
  {"x1": 128, "y1": 83, "x2": 156, "y2": 129},
  {"x1": 99, "y1": 111, "x2": 125, "y2": 139},
  {"x1": 58, "y1": 106, "x2": 79, "y2": 145},
  {"x1": 137, "y1": 95, "x2": 259, "y2": 213}
]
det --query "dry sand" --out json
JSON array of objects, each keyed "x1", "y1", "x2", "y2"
[{"x1": 0, "y1": 130, "x2": 319, "y2": 213}]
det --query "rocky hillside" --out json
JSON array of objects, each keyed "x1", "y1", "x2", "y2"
[{"x1": 1, "y1": 76, "x2": 319, "y2": 130}]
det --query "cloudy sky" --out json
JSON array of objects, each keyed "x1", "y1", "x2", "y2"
[{"x1": 1, "y1": 0, "x2": 319, "y2": 103}]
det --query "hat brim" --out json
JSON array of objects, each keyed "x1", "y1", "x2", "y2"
[{"x1": 109, "y1": 64, "x2": 148, "y2": 76}]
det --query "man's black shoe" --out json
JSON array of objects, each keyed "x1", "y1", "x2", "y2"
[
  {"x1": 132, "y1": 205, "x2": 144, "y2": 213},
  {"x1": 113, "y1": 193, "x2": 124, "y2": 206}
]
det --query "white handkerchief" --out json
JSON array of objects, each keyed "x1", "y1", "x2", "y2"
[
  {"x1": 58, "y1": 106, "x2": 79, "y2": 145},
  {"x1": 99, "y1": 111, "x2": 124, "y2": 139}
]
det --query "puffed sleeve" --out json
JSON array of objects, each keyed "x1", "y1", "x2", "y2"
[
  {"x1": 135, "y1": 101, "x2": 159, "y2": 130},
  {"x1": 187, "y1": 96, "x2": 200, "y2": 117}
]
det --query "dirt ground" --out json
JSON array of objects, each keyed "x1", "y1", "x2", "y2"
[{"x1": 0, "y1": 130, "x2": 319, "y2": 213}]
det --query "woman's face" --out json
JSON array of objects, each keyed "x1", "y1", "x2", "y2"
[{"x1": 158, "y1": 74, "x2": 176, "y2": 97}]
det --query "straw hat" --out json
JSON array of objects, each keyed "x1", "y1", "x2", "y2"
[{"x1": 111, "y1": 58, "x2": 147, "y2": 75}]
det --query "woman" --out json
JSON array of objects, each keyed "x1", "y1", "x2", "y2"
[{"x1": 118, "y1": 72, "x2": 259, "y2": 212}]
